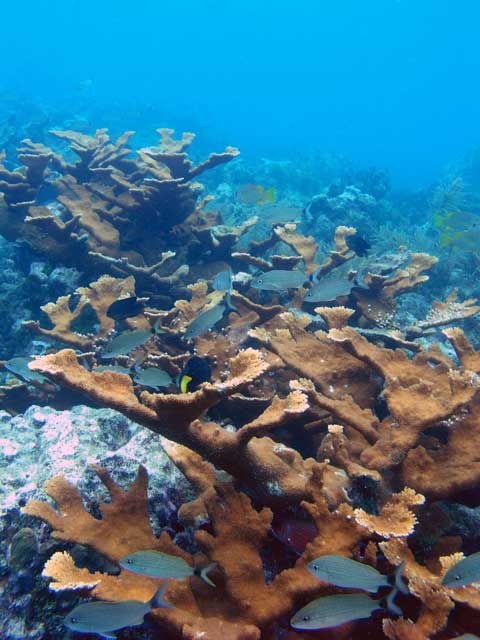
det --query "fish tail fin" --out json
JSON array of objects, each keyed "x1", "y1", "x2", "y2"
[
  {"x1": 384, "y1": 587, "x2": 403, "y2": 617},
  {"x1": 152, "y1": 318, "x2": 165, "y2": 335},
  {"x1": 225, "y1": 292, "x2": 236, "y2": 312},
  {"x1": 310, "y1": 267, "x2": 321, "y2": 284},
  {"x1": 180, "y1": 375, "x2": 192, "y2": 393},
  {"x1": 393, "y1": 561, "x2": 409, "y2": 595},
  {"x1": 200, "y1": 563, "x2": 217, "y2": 587},
  {"x1": 150, "y1": 580, "x2": 173, "y2": 609},
  {"x1": 266, "y1": 187, "x2": 276, "y2": 203}
]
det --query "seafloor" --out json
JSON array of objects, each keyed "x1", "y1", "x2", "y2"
[{"x1": 1, "y1": 101, "x2": 480, "y2": 640}]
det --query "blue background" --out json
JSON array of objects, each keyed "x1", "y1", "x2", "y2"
[{"x1": 0, "y1": 0, "x2": 479, "y2": 186}]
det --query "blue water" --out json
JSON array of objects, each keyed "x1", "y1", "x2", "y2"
[{"x1": 2, "y1": 0, "x2": 479, "y2": 186}]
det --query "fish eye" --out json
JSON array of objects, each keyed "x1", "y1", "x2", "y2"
[
  {"x1": 257, "y1": 279, "x2": 263, "y2": 284},
  {"x1": 70, "y1": 617, "x2": 78, "y2": 623},
  {"x1": 312, "y1": 564, "x2": 319, "y2": 570},
  {"x1": 303, "y1": 615, "x2": 311, "y2": 621},
  {"x1": 127, "y1": 558, "x2": 133, "y2": 564},
  {"x1": 455, "y1": 574, "x2": 461, "y2": 581}
]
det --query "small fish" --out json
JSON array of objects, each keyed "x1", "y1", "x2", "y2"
[
  {"x1": 251, "y1": 269, "x2": 307, "y2": 292},
  {"x1": 212, "y1": 268, "x2": 236, "y2": 311},
  {"x1": 4, "y1": 357, "x2": 47, "y2": 384},
  {"x1": 64, "y1": 582, "x2": 171, "y2": 639},
  {"x1": 212, "y1": 268, "x2": 233, "y2": 292},
  {"x1": 303, "y1": 277, "x2": 354, "y2": 303},
  {"x1": 236, "y1": 184, "x2": 276, "y2": 206},
  {"x1": 178, "y1": 356, "x2": 212, "y2": 393},
  {"x1": 102, "y1": 329, "x2": 153, "y2": 359},
  {"x1": 346, "y1": 234, "x2": 371, "y2": 257},
  {"x1": 291, "y1": 593, "x2": 382, "y2": 630},
  {"x1": 73, "y1": 78, "x2": 94, "y2": 92},
  {"x1": 133, "y1": 366, "x2": 172, "y2": 390},
  {"x1": 442, "y1": 552, "x2": 480, "y2": 588},
  {"x1": 106, "y1": 296, "x2": 146, "y2": 320},
  {"x1": 184, "y1": 304, "x2": 225, "y2": 340},
  {"x1": 120, "y1": 550, "x2": 215, "y2": 587},
  {"x1": 307, "y1": 555, "x2": 390, "y2": 592},
  {"x1": 262, "y1": 205, "x2": 302, "y2": 224},
  {"x1": 94, "y1": 365, "x2": 132, "y2": 375}
]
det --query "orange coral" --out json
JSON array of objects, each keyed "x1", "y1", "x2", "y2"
[
  {"x1": 29, "y1": 348, "x2": 318, "y2": 506},
  {"x1": 25, "y1": 465, "x2": 389, "y2": 639}
]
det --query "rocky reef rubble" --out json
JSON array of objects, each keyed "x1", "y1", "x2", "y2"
[{"x1": 0, "y1": 404, "x2": 192, "y2": 639}]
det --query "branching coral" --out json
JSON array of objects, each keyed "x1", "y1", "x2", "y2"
[
  {"x1": 8, "y1": 125, "x2": 480, "y2": 639},
  {"x1": 24, "y1": 274, "x2": 140, "y2": 348},
  {"x1": 0, "y1": 128, "x2": 241, "y2": 304},
  {"x1": 29, "y1": 347, "x2": 322, "y2": 506},
  {"x1": 25, "y1": 464, "x2": 425, "y2": 639}
]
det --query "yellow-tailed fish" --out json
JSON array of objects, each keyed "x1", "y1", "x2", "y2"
[
  {"x1": 64, "y1": 582, "x2": 171, "y2": 639},
  {"x1": 120, "y1": 550, "x2": 216, "y2": 587},
  {"x1": 236, "y1": 184, "x2": 275, "y2": 206},
  {"x1": 178, "y1": 356, "x2": 211, "y2": 393},
  {"x1": 291, "y1": 593, "x2": 382, "y2": 630}
]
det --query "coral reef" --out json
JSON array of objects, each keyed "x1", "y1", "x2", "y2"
[
  {"x1": 0, "y1": 128, "x2": 241, "y2": 304},
  {"x1": 1, "y1": 124, "x2": 480, "y2": 640}
]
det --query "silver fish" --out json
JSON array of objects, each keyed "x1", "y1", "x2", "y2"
[
  {"x1": 291, "y1": 593, "x2": 382, "y2": 630},
  {"x1": 307, "y1": 555, "x2": 390, "y2": 592},
  {"x1": 251, "y1": 270, "x2": 306, "y2": 292},
  {"x1": 64, "y1": 582, "x2": 171, "y2": 638},
  {"x1": 5, "y1": 357, "x2": 47, "y2": 384},
  {"x1": 102, "y1": 329, "x2": 152, "y2": 359},
  {"x1": 184, "y1": 304, "x2": 225, "y2": 340},
  {"x1": 262, "y1": 205, "x2": 302, "y2": 224},
  {"x1": 212, "y1": 269, "x2": 236, "y2": 311},
  {"x1": 212, "y1": 268, "x2": 233, "y2": 292},
  {"x1": 133, "y1": 366, "x2": 172, "y2": 390},
  {"x1": 442, "y1": 552, "x2": 480, "y2": 588},
  {"x1": 120, "y1": 550, "x2": 215, "y2": 587},
  {"x1": 94, "y1": 365, "x2": 132, "y2": 375},
  {"x1": 303, "y1": 277, "x2": 354, "y2": 303}
]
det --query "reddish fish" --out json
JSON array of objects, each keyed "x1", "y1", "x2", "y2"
[{"x1": 272, "y1": 517, "x2": 317, "y2": 555}]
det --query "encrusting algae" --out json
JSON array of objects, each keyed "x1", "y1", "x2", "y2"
[{"x1": 0, "y1": 127, "x2": 479, "y2": 639}]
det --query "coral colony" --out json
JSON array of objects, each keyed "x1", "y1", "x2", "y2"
[{"x1": 1, "y1": 127, "x2": 480, "y2": 640}]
